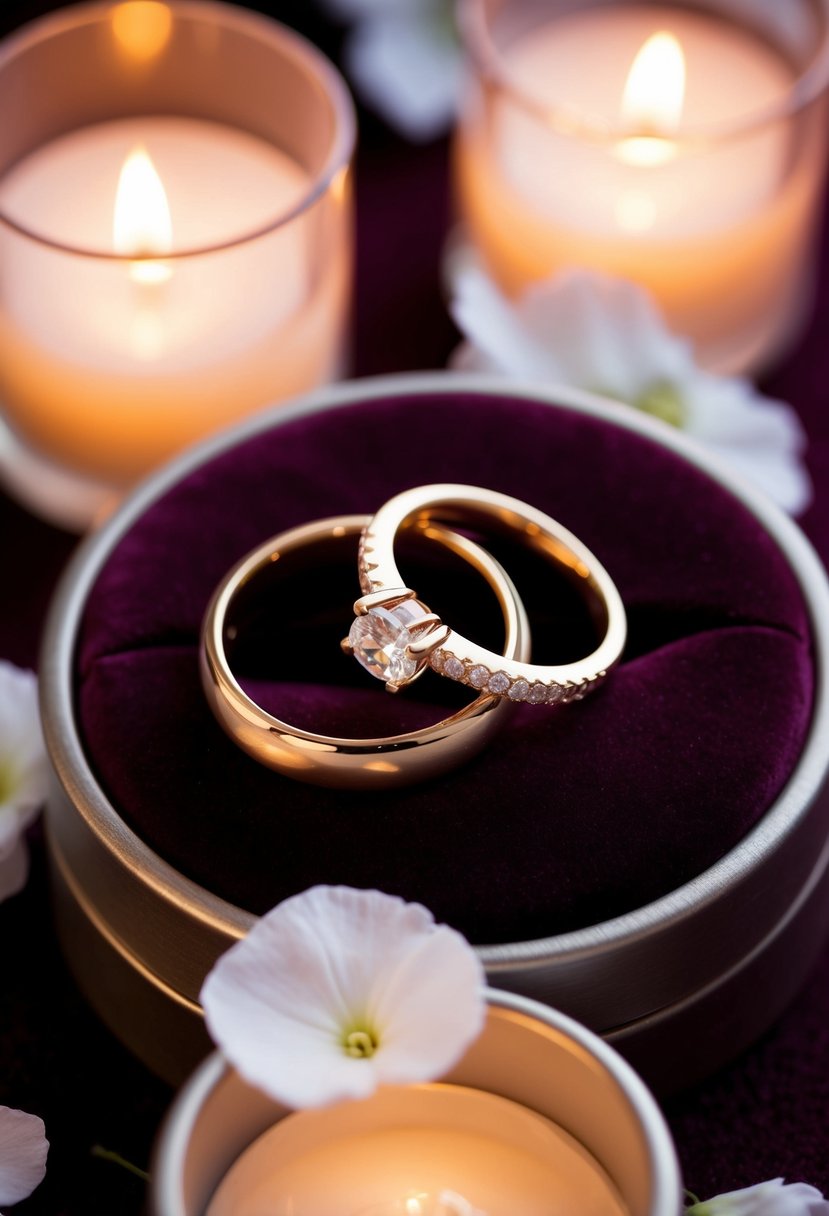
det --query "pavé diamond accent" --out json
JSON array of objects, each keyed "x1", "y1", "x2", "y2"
[
  {"x1": 425, "y1": 658, "x2": 603, "y2": 705},
  {"x1": 444, "y1": 656, "x2": 465, "y2": 681},
  {"x1": 469, "y1": 665, "x2": 490, "y2": 690}
]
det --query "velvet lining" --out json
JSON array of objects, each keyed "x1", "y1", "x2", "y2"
[{"x1": 75, "y1": 391, "x2": 814, "y2": 944}]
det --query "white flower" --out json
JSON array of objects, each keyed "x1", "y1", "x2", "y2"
[
  {"x1": 687, "y1": 1178, "x2": 829, "y2": 1216},
  {"x1": 201, "y1": 886, "x2": 486, "y2": 1109},
  {"x1": 0, "y1": 1105, "x2": 48, "y2": 1211},
  {"x1": 0, "y1": 663, "x2": 49, "y2": 903},
  {"x1": 449, "y1": 265, "x2": 812, "y2": 516},
  {"x1": 321, "y1": 0, "x2": 460, "y2": 140}
]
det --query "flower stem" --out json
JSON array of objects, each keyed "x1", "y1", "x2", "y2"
[{"x1": 91, "y1": 1145, "x2": 150, "y2": 1182}]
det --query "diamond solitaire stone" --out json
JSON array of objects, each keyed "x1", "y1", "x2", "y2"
[{"x1": 349, "y1": 600, "x2": 430, "y2": 685}]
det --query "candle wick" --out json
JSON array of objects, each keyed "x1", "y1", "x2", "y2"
[
  {"x1": 128, "y1": 254, "x2": 172, "y2": 287},
  {"x1": 628, "y1": 118, "x2": 670, "y2": 141}
]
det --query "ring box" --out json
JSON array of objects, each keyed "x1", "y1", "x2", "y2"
[{"x1": 40, "y1": 374, "x2": 829, "y2": 1091}]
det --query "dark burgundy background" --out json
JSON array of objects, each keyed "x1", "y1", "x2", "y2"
[{"x1": 0, "y1": 2, "x2": 828, "y2": 1213}]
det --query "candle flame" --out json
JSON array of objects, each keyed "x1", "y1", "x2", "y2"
[
  {"x1": 618, "y1": 31, "x2": 686, "y2": 167},
  {"x1": 113, "y1": 145, "x2": 173, "y2": 284}
]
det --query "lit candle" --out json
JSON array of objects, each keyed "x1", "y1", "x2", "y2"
[
  {"x1": 456, "y1": 3, "x2": 829, "y2": 372},
  {"x1": 206, "y1": 1085, "x2": 629, "y2": 1216},
  {"x1": 0, "y1": 1, "x2": 354, "y2": 509},
  {"x1": 150, "y1": 996, "x2": 682, "y2": 1216},
  {"x1": 0, "y1": 115, "x2": 347, "y2": 484}
]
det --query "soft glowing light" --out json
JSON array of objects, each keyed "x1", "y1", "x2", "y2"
[
  {"x1": 113, "y1": 145, "x2": 173, "y2": 284},
  {"x1": 615, "y1": 189, "x2": 658, "y2": 232},
  {"x1": 111, "y1": 2, "x2": 173, "y2": 63},
  {"x1": 618, "y1": 31, "x2": 686, "y2": 167}
]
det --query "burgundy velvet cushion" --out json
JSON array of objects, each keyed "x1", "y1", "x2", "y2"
[{"x1": 75, "y1": 391, "x2": 814, "y2": 944}]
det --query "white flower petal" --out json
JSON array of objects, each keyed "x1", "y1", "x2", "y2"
[
  {"x1": 691, "y1": 1178, "x2": 829, "y2": 1216},
  {"x1": 0, "y1": 666, "x2": 47, "y2": 789},
  {"x1": 368, "y1": 924, "x2": 486, "y2": 1083},
  {"x1": 679, "y1": 375, "x2": 812, "y2": 513},
  {"x1": 450, "y1": 267, "x2": 561, "y2": 380},
  {"x1": 0, "y1": 1107, "x2": 48, "y2": 1207},
  {"x1": 448, "y1": 262, "x2": 811, "y2": 515},
  {"x1": 202, "y1": 886, "x2": 485, "y2": 1109},
  {"x1": 704, "y1": 440, "x2": 812, "y2": 516},
  {"x1": 0, "y1": 664, "x2": 47, "y2": 903},
  {"x1": 319, "y1": 0, "x2": 415, "y2": 20},
  {"x1": 519, "y1": 269, "x2": 690, "y2": 396},
  {"x1": 683, "y1": 375, "x2": 804, "y2": 447},
  {"x1": 452, "y1": 264, "x2": 694, "y2": 395},
  {"x1": 345, "y1": 6, "x2": 460, "y2": 140},
  {"x1": 0, "y1": 662, "x2": 42, "y2": 738},
  {"x1": 0, "y1": 812, "x2": 20, "y2": 858}
]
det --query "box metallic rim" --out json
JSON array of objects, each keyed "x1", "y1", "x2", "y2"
[{"x1": 40, "y1": 373, "x2": 829, "y2": 1083}]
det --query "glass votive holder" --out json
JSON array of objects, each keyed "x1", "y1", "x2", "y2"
[
  {"x1": 150, "y1": 991, "x2": 682, "y2": 1216},
  {"x1": 455, "y1": 0, "x2": 829, "y2": 375},
  {"x1": 0, "y1": 1, "x2": 355, "y2": 527}
]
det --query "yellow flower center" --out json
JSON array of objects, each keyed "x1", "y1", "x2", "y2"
[
  {"x1": 435, "y1": 1, "x2": 458, "y2": 45},
  {"x1": 343, "y1": 1028, "x2": 379, "y2": 1058},
  {"x1": 631, "y1": 380, "x2": 687, "y2": 428},
  {"x1": 0, "y1": 760, "x2": 15, "y2": 806}
]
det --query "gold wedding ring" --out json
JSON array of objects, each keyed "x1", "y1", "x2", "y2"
[
  {"x1": 351, "y1": 485, "x2": 626, "y2": 706},
  {"x1": 201, "y1": 515, "x2": 530, "y2": 789}
]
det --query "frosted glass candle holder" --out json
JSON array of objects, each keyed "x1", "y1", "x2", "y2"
[
  {"x1": 455, "y1": 0, "x2": 829, "y2": 375},
  {"x1": 0, "y1": 1, "x2": 355, "y2": 527}
]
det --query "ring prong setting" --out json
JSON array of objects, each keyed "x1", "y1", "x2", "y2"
[
  {"x1": 348, "y1": 593, "x2": 439, "y2": 689},
  {"x1": 407, "y1": 622, "x2": 451, "y2": 657},
  {"x1": 353, "y1": 587, "x2": 417, "y2": 616}
]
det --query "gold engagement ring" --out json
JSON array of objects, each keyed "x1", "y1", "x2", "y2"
[{"x1": 346, "y1": 484, "x2": 626, "y2": 707}]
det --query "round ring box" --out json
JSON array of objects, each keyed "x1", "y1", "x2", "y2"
[{"x1": 40, "y1": 373, "x2": 829, "y2": 1091}]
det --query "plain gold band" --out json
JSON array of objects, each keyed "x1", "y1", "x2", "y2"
[
  {"x1": 200, "y1": 515, "x2": 531, "y2": 789},
  {"x1": 358, "y1": 485, "x2": 627, "y2": 705}
]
